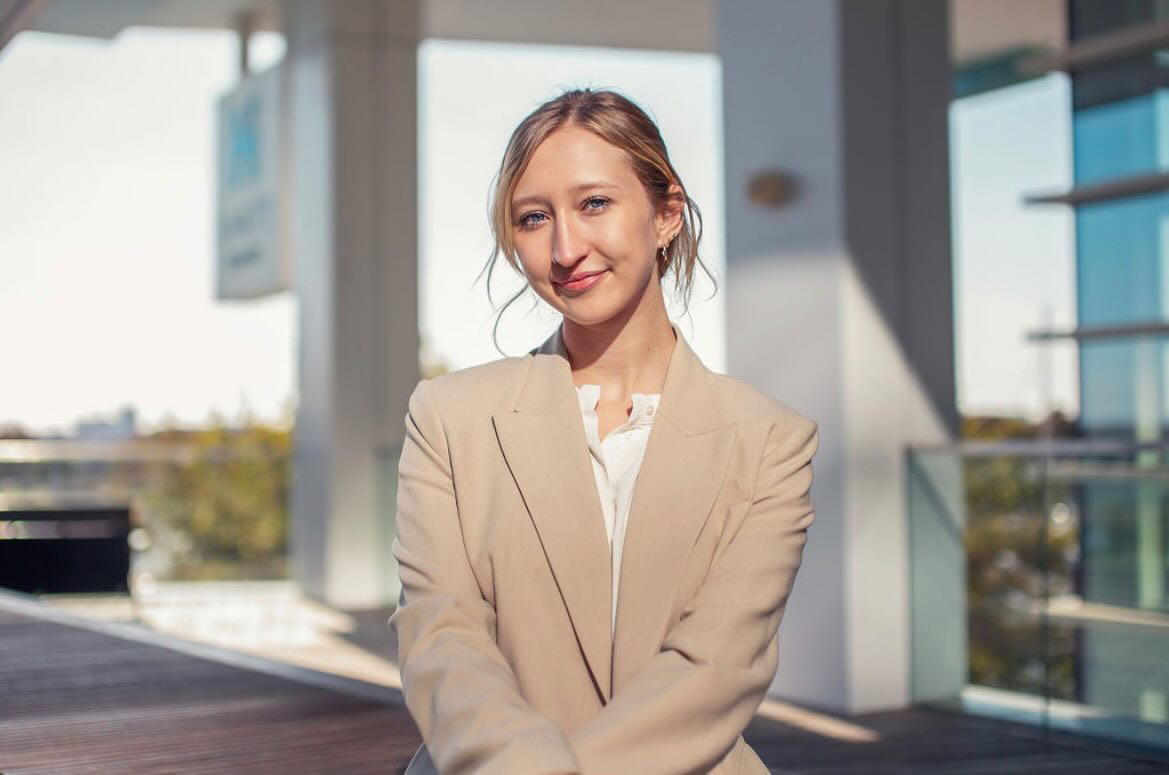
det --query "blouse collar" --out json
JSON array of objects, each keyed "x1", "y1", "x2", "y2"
[{"x1": 574, "y1": 383, "x2": 661, "y2": 426}]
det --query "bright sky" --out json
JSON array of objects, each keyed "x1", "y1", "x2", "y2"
[
  {"x1": 950, "y1": 74, "x2": 1078, "y2": 420},
  {"x1": 0, "y1": 26, "x2": 1077, "y2": 435},
  {"x1": 0, "y1": 29, "x2": 290, "y2": 435}
]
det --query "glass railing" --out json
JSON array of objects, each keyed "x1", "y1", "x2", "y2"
[
  {"x1": 908, "y1": 439, "x2": 1169, "y2": 754},
  {"x1": 0, "y1": 434, "x2": 415, "y2": 684},
  {"x1": 0, "y1": 434, "x2": 290, "y2": 593}
]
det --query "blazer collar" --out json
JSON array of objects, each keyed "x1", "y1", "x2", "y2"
[
  {"x1": 522, "y1": 320, "x2": 723, "y2": 436},
  {"x1": 493, "y1": 321, "x2": 737, "y2": 701}
]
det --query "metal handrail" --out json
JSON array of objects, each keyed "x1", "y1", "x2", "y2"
[
  {"x1": 0, "y1": 439, "x2": 286, "y2": 464},
  {"x1": 908, "y1": 438, "x2": 1169, "y2": 458}
]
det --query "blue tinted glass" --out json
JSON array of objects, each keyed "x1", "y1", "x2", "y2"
[
  {"x1": 1080, "y1": 341, "x2": 1139, "y2": 431},
  {"x1": 1079, "y1": 338, "x2": 1169, "y2": 433},
  {"x1": 1081, "y1": 480, "x2": 1141, "y2": 606},
  {"x1": 1076, "y1": 192, "x2": 1168, "y2": 325},
  {"x1": 1072, "y1": 92, "x2": 1161, "y2": 184}
]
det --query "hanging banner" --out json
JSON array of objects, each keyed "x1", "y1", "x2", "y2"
[{"x1": 215, "y1": 62, "x2": 288, "y2": 299}]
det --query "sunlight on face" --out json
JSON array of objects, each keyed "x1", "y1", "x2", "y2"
[{"x1": 510, "y1": 124, "x2": 672, "y2": 328}]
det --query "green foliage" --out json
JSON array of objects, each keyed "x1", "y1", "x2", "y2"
[
  {"x1": 960, "y1": 412, "x2": 1082, "y2": 700},
  {"x1": 962, "y1": 411, "x2": 1080, "y2": 442},
  {"x1": 140, "y1": 420, "x2": 290, "y2": 581}
]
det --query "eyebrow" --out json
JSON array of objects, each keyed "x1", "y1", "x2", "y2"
[{"x1": 511, "y1": 181, "x2": 620, "y2": 210}]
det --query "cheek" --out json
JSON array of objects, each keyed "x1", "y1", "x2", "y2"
[
  {"x1": 512, "y1": 245, "x2": 563, "y2": 306},
  {"x1": 513, "y1": 241, "x2": 548, "y2": 282},
  {"x1": 594, "y1": 215, "x2": 654, "y2": 267}
]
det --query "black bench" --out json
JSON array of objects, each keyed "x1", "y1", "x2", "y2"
[{"x1": 0, "y1": 506, "x2": 130, "y2": 594}]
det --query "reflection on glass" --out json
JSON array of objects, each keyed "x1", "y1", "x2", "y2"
[{"x1": 909, "y1": 444, "x2": 1169, "y2": 751}]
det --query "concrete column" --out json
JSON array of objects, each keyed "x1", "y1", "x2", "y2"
[
  {"x1": 718, "y1": 0, "x2": 957, "y2": 713},
  {"x1": 282, "y1": 0, "x2": 420, "y2": 609}
]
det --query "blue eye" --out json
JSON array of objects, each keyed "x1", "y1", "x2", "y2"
[
  {"x1": 518, "y1": 211, "x2": 546, "y2": 229},
  {"x1": 517, "y1": 197, "x2": 608, "y2": 230}
]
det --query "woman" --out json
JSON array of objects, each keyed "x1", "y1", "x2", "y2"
[{"x1": 389, "y1": 88, "x2": 819, "y2": 775}]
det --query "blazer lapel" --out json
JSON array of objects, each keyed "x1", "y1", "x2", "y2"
[
  {"x1": 492, "y1": 331, "x2": 613, "y2": 702},
  {"x1": 611, "y1": 323, "x2": 736, "y2": 694},
  {"x1": 491, "y1": 321, "x2": 736, "y2": 702}
]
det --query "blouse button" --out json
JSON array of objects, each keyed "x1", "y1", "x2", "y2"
[{"x1": 646, "y1": 405, "x2": 655, "y2": 416}]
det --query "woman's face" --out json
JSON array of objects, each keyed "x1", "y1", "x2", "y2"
[{"x1": 509, "y1": 124, "x2": 680, "y2": 328}]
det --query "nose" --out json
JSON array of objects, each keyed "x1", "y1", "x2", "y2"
[{"x1": 551, "y1": 214, "x2": 587, "y2": 268}]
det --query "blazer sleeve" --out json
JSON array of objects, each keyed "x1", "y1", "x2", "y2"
[
  {"x1": 568, "y1": 411, "x2": 820, "y2": 775},
  {"x1": 389, "y1": 378, "x2": 582, "y2": 775}
]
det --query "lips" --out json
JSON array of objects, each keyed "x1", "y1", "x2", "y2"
[{"x1": 555, "y1": 269, "x2": 607, "y2": 293}]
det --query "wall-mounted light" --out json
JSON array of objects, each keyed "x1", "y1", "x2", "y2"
[{"x1": 747, "y1": 169, "x2": 799, "y2": 209}]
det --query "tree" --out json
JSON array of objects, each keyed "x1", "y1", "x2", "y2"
[{"x1": 140, "y1": 418, "x2": 290, "y2": 581}]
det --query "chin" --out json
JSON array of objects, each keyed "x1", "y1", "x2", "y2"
[
  {"x1": 561, "y1": 310, "x2": 617, "y2": 328},
  {"x1": 558, "y1": 297, "x2": 634, "y2": 328}
]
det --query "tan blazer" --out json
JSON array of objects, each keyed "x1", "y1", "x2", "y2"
[{"x1": 389, "y1": 321, "x2": 819, "y2": 775}]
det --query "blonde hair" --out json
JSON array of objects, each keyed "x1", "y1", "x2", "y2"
[{"x1": 478, "y1": 88, "x2": 715, "y2": 353}]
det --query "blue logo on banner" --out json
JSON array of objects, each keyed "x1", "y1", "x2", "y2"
[{"x1": 226, "y1": 95, "x2": 262, "y2": 187}]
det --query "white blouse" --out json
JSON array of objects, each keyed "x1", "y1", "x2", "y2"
[{"x1": 574, "y1": 383, "x2": 662, "y2": 636}]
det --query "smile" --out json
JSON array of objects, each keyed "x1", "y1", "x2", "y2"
[{"x1": 555, "y1": 270, "x2": 607, "y2": 293}]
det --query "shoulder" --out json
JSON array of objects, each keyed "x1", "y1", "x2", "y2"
[
  {"x1": 426, "y1": 354, "x2": 530, "y2": 397},
  {"x1": 707, "y1": 371, "x2": 820, "y2": 494},
  {"x1": 408, "y1": 355, "x2": 531, "y2": 425},
  {"x1": 707, "y1": 371, "x2": 818, "y2": 440}
]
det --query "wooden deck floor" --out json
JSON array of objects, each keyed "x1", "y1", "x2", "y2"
[
  {"x1": 2, "y1": 593, "x2": 1167, "y2": 774},
  {"x1": 743, "y1": 708, "x2": 1169, "y2": 774}
]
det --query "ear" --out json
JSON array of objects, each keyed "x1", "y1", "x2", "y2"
[{"x1": 654, "y1": 182, "x2": 685, "y2": 248}]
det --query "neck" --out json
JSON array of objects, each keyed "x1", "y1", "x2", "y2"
[{"x1": 561, "y1": 276, "x2": 676, "y2": 401}]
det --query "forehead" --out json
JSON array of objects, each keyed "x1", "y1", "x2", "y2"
[{"x1": 512, "y1": 125, "x2": 638, "y2": 197}]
